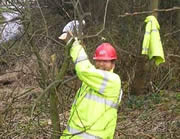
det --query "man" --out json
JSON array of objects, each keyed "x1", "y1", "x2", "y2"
[{"x1": 59, "y1": 20, "x2": 122, "y2": 139}]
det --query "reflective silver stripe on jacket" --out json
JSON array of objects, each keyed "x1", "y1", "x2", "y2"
[
  {"x1": 145, "y1": 29, "x2": 158, "y2": 35},
  {"x1": 85, "y1": 93, "x2": 118, "y2": 109},
  {"x1": 72, "y1": 99, "x2": 77, "y2": 105},
  {"x1": 75, "y1": 55, "x2": 88, "y2": 64},
  {"x1": 142, "y1": 48, "x2": 149, "y2": 52},
  {"x1": 99, "y1": 71, "x2": 109, "y2": 94},
  {"x1": 67, "y1": 125, "x2": 101, "y2": 139},
  {"x1": 151, "y1": 29, "x2": 158, "y2": 32},
  {"x1": 118, "y1": 89, "x2": 123, "y2": 104},
  {"x1": 145, "y1": 31, "x2": 150, "y2": 35}
]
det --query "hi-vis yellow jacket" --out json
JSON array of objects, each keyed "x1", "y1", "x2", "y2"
[
  {"x1": 142, "y1": 15, "x2": 165, "y2": 66},
  {"x1": 60, "y1": 40, "x2": 122, "y2": 139}
]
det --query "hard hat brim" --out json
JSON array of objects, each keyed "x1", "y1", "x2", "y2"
[{"x1": 93, "y1": 57, "x2": 117, "y2": 60}]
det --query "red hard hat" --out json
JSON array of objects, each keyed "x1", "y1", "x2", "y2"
[{"x1": 93, "y1": 43, "x2": 117, "y2": 60}]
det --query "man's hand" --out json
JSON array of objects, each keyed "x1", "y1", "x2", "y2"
[{"x1": 58, "y1": 20, "x2": 85, "y2": 44}]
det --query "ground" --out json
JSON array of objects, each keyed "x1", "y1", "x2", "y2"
[{"x1": 0, "y1": 71, "x2": 180, "y2": 138}]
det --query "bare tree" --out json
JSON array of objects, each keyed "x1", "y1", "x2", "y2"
[
  {"x1": 130, "y1": 0, "x2": 161, "y2": 95},
  {"x1": 150, "y1": 0, "x2": 160, "y2": 18},
  {"x1": 176, "y1": 0, "x2": 180, "y2": 44}
]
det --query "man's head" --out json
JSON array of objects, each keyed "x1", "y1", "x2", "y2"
[{"x1": 93, "y1": 43, "x2": 117, "y2": 71}]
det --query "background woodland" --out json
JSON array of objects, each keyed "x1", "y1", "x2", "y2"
[{"x1": 0, "y1": 0, "x2": 180, "y2": 138}]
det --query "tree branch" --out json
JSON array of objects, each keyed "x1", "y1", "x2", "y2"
[{"x1": 118, "y1": 7, "x2": 180, "y2": 17}]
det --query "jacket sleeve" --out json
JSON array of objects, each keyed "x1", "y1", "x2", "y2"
[
  {"x1": 142, "y1": 21, "x2": 151, "y2": 55},
  {"x1": 70, "y1": 40, "x2": 121, "y2": 95}
]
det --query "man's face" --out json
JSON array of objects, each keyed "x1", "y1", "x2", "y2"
[{"x1": 95, "y1": 60, "x2": 115, "y2": 71}]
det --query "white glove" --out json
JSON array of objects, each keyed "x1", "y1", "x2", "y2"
[{"x1": 59, "y1": 20, "x2": 85, "y2": 40}]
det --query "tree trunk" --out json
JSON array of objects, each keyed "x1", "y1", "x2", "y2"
[
  {"x1": 49, "y1": 40, "x2": 73, "y2": 138},
  {"x1": 131, "y1": 0, "x2": 160, "y2": 95},
  {"x1": 176, "y1": 0, "x2": 180, "y2": 44},
  {"x1": 131, "y1": 56, "x2": 149, "y2": 95},
  {"x1": 80, "y1": 0, "x2": 106, "y2": 24},
  {"x1": 149, "y1": 0, "x2": 160, "y2": 18},
  {"x1": 49, "y1": 88, "x2": 60, "y2": 139}
]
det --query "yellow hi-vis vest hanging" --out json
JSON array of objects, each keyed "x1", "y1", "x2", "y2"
[
  {"x1": 60, "y1": 40, "x2": 122, "y2": 139},
  {"x1": 142, "y1": 15, "x2": 165, "y2": 66}
]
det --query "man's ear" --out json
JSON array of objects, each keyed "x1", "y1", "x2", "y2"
[
  {"x1": 112, "y1": 63, "x2": 115, "y2": 69},
  {"x1": 111, "y1": 61, "x2": 115, "y2": 70}
]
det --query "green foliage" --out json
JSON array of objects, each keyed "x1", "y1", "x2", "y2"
[
  {"x1": 175, "y1": 93, "x2": 180, "y2": 101},
  {"x1": 126, "y1": 95, "x2": 145, "y2": 109},
  {"x1": 149, "y1": 93, "x2": 162, "y2": 104},
  {"x1": 125, "y1": 93, "x2": 163, "y2": 110},
  {"x1": 118, "y1": 91, "x2": 180, "y2": 138},
  {"x1": 177, "y1": 121, "x2": 180, "y2": 128}
]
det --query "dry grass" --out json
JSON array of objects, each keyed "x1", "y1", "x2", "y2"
[
  {"x1": 115, "y1": 91, "x2": 180, "y2": 139},
  {"x1": 0, "y1": 73, "x2": 179, "y2": 139}
]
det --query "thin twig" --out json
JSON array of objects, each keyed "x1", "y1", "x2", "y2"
[
  {"x1": 164, "y1": 29, "x2": 180, "y2": 37},
  {"x1": 36, "y1": 0, "x2": 49, "y2": 37},
  {"x1": 168, "y1": 54, "x2": 180, "y2": 59},
  {"x1": 84, "y1": 0, "x2": 110, "y2": 38}
]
